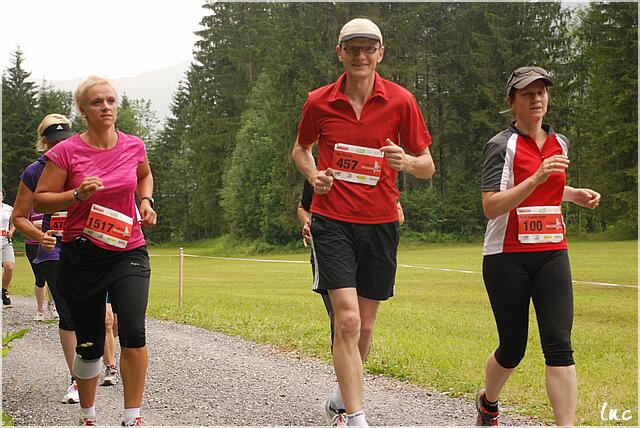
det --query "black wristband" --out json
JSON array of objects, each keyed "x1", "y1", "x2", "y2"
[
  {"x1": 73, "y1": 189, "x2": 80, "y2": 201},
  {"x1": 140, "y1": 196, "x2": 154, "y2": 208}
]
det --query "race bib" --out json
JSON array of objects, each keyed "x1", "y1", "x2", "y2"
[
  {"x1": 331, "y1": 143, "x2": 384, "y2": 186},
  {"x1": 83, "y1": 204, "x2": 133, "y2": 249},
  {"x1": 50, "y1": 211, "x2": 67, "y2": 237},
  {"x1": 516, "y1": 206, "x2": 564, "y2": 244}
]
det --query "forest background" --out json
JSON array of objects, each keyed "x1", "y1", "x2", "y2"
[{"x1": 2, "y1": 2, "x2": 637, "y2": 247}]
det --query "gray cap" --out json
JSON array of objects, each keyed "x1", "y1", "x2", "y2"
[
  {"x1": 338, "y1": 18, "x2": 383, "y2": 45},
  {"x1": 506, "y1": 66, "x2": 553, "y2": 97}
]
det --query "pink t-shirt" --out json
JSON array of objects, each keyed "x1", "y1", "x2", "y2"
[{"x1": 45, "y1": 131, "x2": 146, "y2": 251}]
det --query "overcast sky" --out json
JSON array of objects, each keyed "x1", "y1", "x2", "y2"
[{"x1": 1, "y1": 0, "x2": 205, "y2": 82}]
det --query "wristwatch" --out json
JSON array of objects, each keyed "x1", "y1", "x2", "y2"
[
  {"x1": 140, "y1": 196, "x2": 154, "y2": 208},
  {"x1": 73, "y1": 189, "x2": 80, "y2": 201}
]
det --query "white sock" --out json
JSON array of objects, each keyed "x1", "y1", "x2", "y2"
[
  {"x1": 123, "y1": 407, "x2": 141, "y2": 423},
  {"x1": 331, "y1": 386, "x2": 345, "y2": 409},
  {"x1": 346, "y1": 410, "x2": 368, "y2": 427},
  {"x1": 80, "y1": 406, "x2": 96, "y2": 420}
]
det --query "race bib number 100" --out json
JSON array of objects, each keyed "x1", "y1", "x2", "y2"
[
  {"x1": 331, "y1": 143, "x2": 384, "y2": 186},
  {"x1": 516, "y1": 206, "x2": 564, "y2": 244},
  {"x1": 83, "y1": 204, "x2": 133, "y2": 249}
]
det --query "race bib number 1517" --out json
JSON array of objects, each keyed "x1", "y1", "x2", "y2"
[{"x1": 83, "y1": 204, "x2": 133, "y2": 249}]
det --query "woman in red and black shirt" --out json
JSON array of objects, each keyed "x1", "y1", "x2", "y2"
[{"x1": 475, "y1": 66, "x2": 600, "y2": 426}]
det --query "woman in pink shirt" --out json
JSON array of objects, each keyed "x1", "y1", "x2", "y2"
[{"x1": 34, "y1": 76, "x2": 156, "y2": 426}]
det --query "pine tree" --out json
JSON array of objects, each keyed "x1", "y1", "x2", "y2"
[
  {"x1": 35, "y1": 81, "x2": 73, "y2": 122},
  {"x1": 2, "y1": 48, "x2": 38, "y2": 203},
  {"x1": 575, "y1": 3, "x2": 638, "y2": 235},
  {"x1": 147, "y1": 80, "x2": 197, "y2": 241}
]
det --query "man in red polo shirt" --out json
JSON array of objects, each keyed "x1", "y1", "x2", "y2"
[{"x1": 292, "y1": 18, "x2": 435, "y2": 427}]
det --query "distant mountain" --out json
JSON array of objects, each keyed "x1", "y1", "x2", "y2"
[{"x1": 49, "y1": 60, "x2": 191, "y2": 122}]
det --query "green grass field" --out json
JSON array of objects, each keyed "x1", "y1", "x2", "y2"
[{"x1": 7, "y1": 240, "x2": 637, "y2": 425}]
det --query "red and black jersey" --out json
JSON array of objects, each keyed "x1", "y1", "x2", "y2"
[
  {"x1": 482, "y1": 123, "x2": 568, "y2": 255},
  {"x1": 297, "y1": 72, "x2": 431, "y2": 224}
]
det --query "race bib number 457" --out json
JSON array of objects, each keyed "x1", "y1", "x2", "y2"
[
  {"x1": 83, "y1": 204, "x2": 133, "y2": 249},
  {"x1": 516, "y1": 206, "x2": 564, "y2": 244},
  {"x1": 331, "y1": 143, "x2": 384, "y2": 186}
]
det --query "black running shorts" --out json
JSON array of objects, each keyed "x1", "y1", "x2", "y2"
[
  {"x1": 310, "y1": 214, "x2": 399, "y2": 301},
  {"x1": 58, "y1": 237, "x2": 151, "y2": 358}
]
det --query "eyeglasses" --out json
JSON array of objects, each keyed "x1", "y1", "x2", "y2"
[
  {"x1": 342, "y1": 46, "x2": 379, "y2": 55},
  {"x1": 507, "y1": 66, "x2": 549, "y2": 86}
]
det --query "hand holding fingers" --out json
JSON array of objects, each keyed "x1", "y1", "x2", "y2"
[
  {"x1": 81, "y1": 176, "x2": 103, "y2": 188},
  {"x1": 77, "y1": 176, "x2": 104, "y2": 200},
  {"x1": 313, "y1": 170, "x2": 334, "y2": 194},
  {"x1": 584, "y1": 189, "x2": 601, "y2": 209},
  {"x1": 40, "y1": 229, "x2": 57, "y2": 250},
  {"x1": 380, "y1": 138, "x2": 400, "y2": 150},
  {"x1": 381, "y1": 139, "x2": 407, "y2": 171},
  {"x1": 536, "y1": 155, "x2": 569, "y2": 184},
  {"x1": 301, "y1": 221, "x2": 311, "y2": 247},
  {"x1": 545, "y1": 155, "x2": 569, "y2": 171},
  {"x1": 140, "y1": 206, "x2": 157, "y2": 227}
]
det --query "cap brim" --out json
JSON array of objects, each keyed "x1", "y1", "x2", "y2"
[
  {"x1": 513, "y1": 76, "x2": 553, "y2": 90},
  {"x1": 44, "y1": 130, "x2": 73, "y2": 143},
  {"x1": 340, "y1": 33, "x2": 381, "y2": 43}
]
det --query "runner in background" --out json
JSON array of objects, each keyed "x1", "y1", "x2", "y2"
[
  {"x1": 292, "y1": 18, "x2": 434, "y2": 427},
  {"x1": 13, "y1": 113, "x2": 80, "y2": 404},
  {"x1": 101, "y1": 299, "x2": 119, "y2": 386},
  {"x1": 2, "y1": 188, "x2": 16, "y2": 307},
  {"x1": 24, "y1": 208, "x2": 56, "y2": 320},
  {"x1": 297, "y1": 180, "x2": 335, "y2": 346},
  {"x1": 34, "y1": 76, "x2": 156, "y2": 426},
  {"x1": 476, "y1": 66, "x2": 601, "y2": 426},
  {"x1": 297, "y1": 181, "x2": 405, "y2": 350}
]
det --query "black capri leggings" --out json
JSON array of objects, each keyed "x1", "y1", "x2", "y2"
[
  {"x1": 25, "y1": 243, "x2": 45, "y2": 287},
  {"x1": 482, "y1": 250, "x2": 574, "y2": 368},
  {"x1": 38, "y1": 260, "x2": 74, "y2": 331},
  {"x1": 59, "y1": 238, "x2": 150, "y2": 361}
]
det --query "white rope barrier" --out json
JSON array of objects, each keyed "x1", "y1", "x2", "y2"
[{"x1": 150, "y1": 251, "x2": 638, "y2": 292}]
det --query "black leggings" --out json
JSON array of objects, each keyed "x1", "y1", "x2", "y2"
[
  {"x1": 483, "y1": 250, "x2": 574, "y2": 368},
  {"x1": 38, "y1": 260, "x2": 74, "y2": 331},
  {"x1": 26, "y1": 244, "x2": 74, "y2": 330},
  {"x1": 25, "y1": 243, "x2": 45, "y2": 287}
]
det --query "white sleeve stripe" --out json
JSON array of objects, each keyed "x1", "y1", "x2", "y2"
[
  {"x1": 556, "y1": 134, "x2": 569, "y2": 156},
  {"x1": 499, "y1": 133, "x2": 518, "y2": 191}
]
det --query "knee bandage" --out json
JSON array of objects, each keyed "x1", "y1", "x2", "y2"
[{"x1": 72, "y1": 355, "x2": 103, "y2": 379}]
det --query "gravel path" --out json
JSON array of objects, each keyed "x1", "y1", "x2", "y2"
[{"x1": 2, "y1": 296, "x2": 537, "y2": 426}]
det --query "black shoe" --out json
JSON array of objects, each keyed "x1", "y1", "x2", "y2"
[
  {"x1": 2, "y1": 289, "x2": 11, "y2": 306},
  {"x1": 475, "y1": 388, "x2": 499, "y2": 426}
]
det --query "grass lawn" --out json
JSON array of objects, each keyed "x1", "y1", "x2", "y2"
[{"x1": 7, "y1": 239, "x2": 637, "y2": 425}]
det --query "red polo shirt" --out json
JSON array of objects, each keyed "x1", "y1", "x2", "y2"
[
  {"x1": 297, "y1": 72, "x2": 431, "y2": 224},
  {"x1": 482, "y1": 124, "x2": 569, "y2": 255}
]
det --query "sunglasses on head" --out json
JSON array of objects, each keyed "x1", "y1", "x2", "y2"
[{"x1": 507, "y1": 66, "x2": 549, "y2": 86}]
